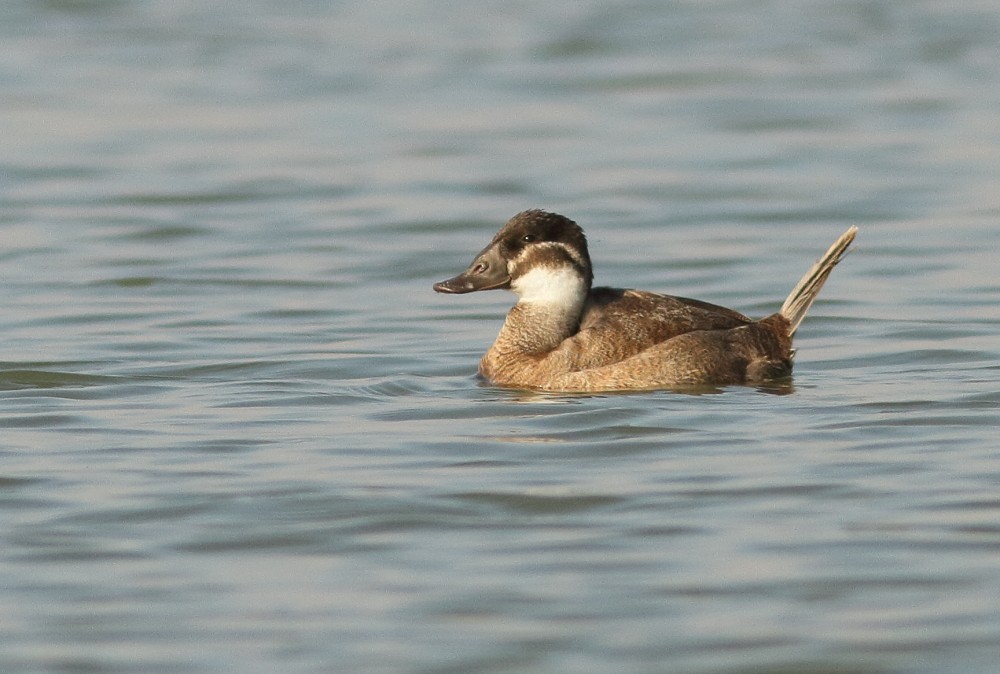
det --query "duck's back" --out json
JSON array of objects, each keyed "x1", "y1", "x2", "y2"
[{"x1": 549, "y1": 287, "x2": 752, "y2": 371}]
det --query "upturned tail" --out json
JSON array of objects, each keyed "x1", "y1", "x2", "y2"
[{"x1": 779, "y1": 226, "x2": 857, "y2": 336}]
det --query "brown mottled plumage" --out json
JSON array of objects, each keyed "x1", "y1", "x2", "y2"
[{"x1": 434, "y1": 210, "x2": 856, "y2": 392}]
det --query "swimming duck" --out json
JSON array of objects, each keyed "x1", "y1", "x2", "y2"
[{"x1": 434, "y1": 210, "x2": 856, "y2": 392}]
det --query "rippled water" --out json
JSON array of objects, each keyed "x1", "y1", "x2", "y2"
[{"x1": 3, "y1": 1, "x2": 999, "y2": 672}]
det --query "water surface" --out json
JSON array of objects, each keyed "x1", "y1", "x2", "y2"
[{"x1": 2, "y1": 1, "x2": 999, "y2": 673}]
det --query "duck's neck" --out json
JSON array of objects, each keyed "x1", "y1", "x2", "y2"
[
  {"x1": 491, "y1": 265, "x2": 590, "y2": 355},
  {"x1": 493, "y1": 298, "x2": 585, "y2": 354},
  {"x1": 480, "y1": 266, "x2": 590, "y2": 386}
]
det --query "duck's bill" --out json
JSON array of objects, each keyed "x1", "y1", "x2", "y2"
[
  {"x1": 433, "y1": 269, "x2": 511, "y2": 294},
  {"x1": 433, "y1": 247, "x2": 511, "y2": 294}
]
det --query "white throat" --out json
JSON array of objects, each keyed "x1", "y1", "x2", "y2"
[{"x1": 511, "y1": 265, "x2": 589, "y2": 309}]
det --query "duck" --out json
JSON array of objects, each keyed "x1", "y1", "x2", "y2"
[{"x1": 433, "y1": 210, "x2": 856, "y2": 392}]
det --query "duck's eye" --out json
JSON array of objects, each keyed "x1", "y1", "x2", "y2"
[{"x1": 521, "y1": 234, "x2": 536, "y2": 243}]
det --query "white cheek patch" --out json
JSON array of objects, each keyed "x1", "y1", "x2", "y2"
[{"x1": 511, "y1": 266, "x2": 588, "y2": 306}]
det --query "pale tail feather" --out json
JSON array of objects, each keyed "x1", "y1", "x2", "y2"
[{"x1": 779, "y1": 226, "x2": 858, "y2": 336}]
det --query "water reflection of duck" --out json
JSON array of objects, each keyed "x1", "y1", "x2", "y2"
[{"x1": 434, "y1": 210, "x2": 856, "y2": 392}]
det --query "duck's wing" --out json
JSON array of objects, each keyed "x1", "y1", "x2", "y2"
[
  {"x1": 581, "y1": 288, "x2": 751, "y2": 332},
  {"x1": 553, "y1": 287, "x2": 751, "y2": 370}
]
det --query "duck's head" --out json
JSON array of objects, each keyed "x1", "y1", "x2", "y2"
[{"x1": 433, "y1": 210, "x2": 593, "y2": 302}]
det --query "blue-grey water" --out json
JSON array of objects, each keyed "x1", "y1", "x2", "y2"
[{"x1": 3, "y1": 1, "x2": 999, "y2": 673}]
